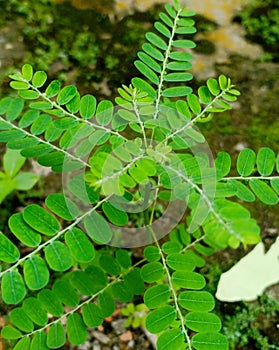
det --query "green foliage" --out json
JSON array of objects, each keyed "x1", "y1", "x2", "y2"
[
  {"x1": 0, "y1": 149, "x2": 39, "y2": 203},
  {"x1": 0, "y1": 2, "x2": 278, "y2": 349},
  {"x1": 236, "y1": 0, "x2": 279, "y2": 61},
  {"x1": 222, "y1": 293, "x2": 279, "y2": 349}
]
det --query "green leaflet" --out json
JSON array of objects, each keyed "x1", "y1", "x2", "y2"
[
  {"x1": 45, "y1": 193, "x2": 79, "y2": 220},
  {"x1": 1, "y1": 326, "x2": 22, "y2": 340},
  {"x1": 45, "y1": 80, "x2": 61, "y2": 98},
  {"x1": 99, "y1": 254, "x2": 121, "y2": 276},
  {"x1": 145, "y1": 32, "x2": 167, "y2": 50},
  {"x1": 1, "y1": 271, "x2": 26, "y2": 305},
  {"x1": 37, "y1": 289, "x2": 64, "y2": 317},
  {"x1": 123, "y1": 268, "x2": 145, "y2": 295},
  {"x1": 23, "y1": 255, "x2": 50, "y2": 290},
  {"x1": 32, "y1": 71, "x2": 47, "y2": 88},
  {"x1": 22, "y1": 298, "x2": 48, "y2": 326},
  {"x1": 256, "y1": 147, "x2": 275, "y2": 176},
  {"x1": 30, "y1": 114, "x2": 51, "y2": 135},
  {"x1": 23, "y1": 204, "x2": 60, "y2": 236},
  {"x1": 141, "y1": 261, "x2": 164, "y2": 283},
  {"x1": 96, "y1": 100, "x2": 113, "y2": 126},
  {"x1": 79, "y1": 94, "x2": 97, "y2": 119},
  {"x1": 237, "y1": 148, "x2": 256, "y2": 176},
  {"x1": 157, "y1": 328, "x2": 185, "y2": 350},
  {"x1": 82, "y1": 302, "x2": 103, "y2": 327},
  {"x1": 144, "y1": 284, "x2": 171, "y2": 308},
  {"x1": 0, "y1": 232, "x2": 20, "y2": 263},
  {"x1": 65, "y1": 228, "x2": 95, "y2": 263},
  {"x1": 228, "y1": 179, "x2": 255, "y2": 202},
  {"x1": 98, "y1": 292, "x2": 115, "y2": 318},
  {"x1": 83, "y1": 211, "x2": 112, "y2": 244},
  {"x1": 66, "y1": 313, "x2": 87, "y2": 345},
  {"x1": 8, "y1": 213, "x2": 41, "y2": 247},
  {"x1": 14, "y1": 337, "x2": 31, "y2": 350},
  {"x1": 22, "y1": 63, "x2": 33, "y2": 81},
  {"x1": 178, "y1": 291, "x2": 215, "y2": 312},
  {"x1": 111, "y1": 281, "x2": 133, "y2": 302},
  {"x1": 249, "y1": 179, "x2": 278, "y2": 205},
  {"x1": 31, "y1": 331, "x2": 49, "y2": 350},
  {"x1": 47, "y1": 322, "x2": 66, "y2": 349},
  {"x1": 215, "y1": 152, "x2": 231, "y2": 179},
  {"x1": 102, "y1": 201, "x2": 129, "y2": 226},
  {"x1": 144, "y1": 245, "x2": 160, "y2": 262},
  {"x1": 6, "y1": 97, "x2": 24, "y2": 121},
  {"x1": 145, "y1": 305, "x2": 176, "y2": 333},
  {"x1": 206, "y1": 78, "x2": 220, "y2": 96},
  {"x1": 135, "y1": 60, "x2": 160, "y2": 85},
  {"x1": 192, "y1": 332, "x2": 229, "y2": 350},
  {"x1": 9, "y1": 307, "x2": 34, "y2": 332},
  {"x1": 172, "y1": 271, "x2": 206, "y2": 289},
  {"x1": 185, "y1": 312, "x2": 222, "y2": 332},
  {"x1": 116, "y1": 249, "x2": 132, "y2": 269},
  {"x1": 71, "y1": 270, "x2": 106, "y2": 295},
  {"x1": 57, "y1": 85, "x2": 77, "y2": 105},
  {"x1": 52, "y1": 279, "x2": 80, "y2": 307},
  {"x1": 44, "y1": 241, "x2": 73, "y2": 272},
  {"x1": 166, "y1": 253, "x2": 196, "y2": 271}
]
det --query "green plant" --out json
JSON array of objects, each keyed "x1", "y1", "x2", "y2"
[
  {"x1": 0, "y1": 149, "x2": 39, "y2": 204},
  {"x1": 235, "y1": 0, "x2": 279, "y2": 61},
  {"x1": 121, "y1": 303, "x2": 149, "y2": 329},
  {"x1": 0, "y1": 1, "x2": 278, "y2": 349},
  {"x1": 223, "y1": 293, "x2": 279, "y2": 349}
]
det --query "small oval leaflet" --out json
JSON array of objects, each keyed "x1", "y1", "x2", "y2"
[
  {"x1": 23, "y1": 255, "x2": 50, "y2": 290},
  {"x1": 52, "y1": 279, "x2": 80, "y2": 307},
  {"x1": 192, "y1": 332, "x2": 229, "y2": 350},
  {"x1": 31, "y1": 331, "x2": 48, "y2": 350},
  {"x1": 178, "y1": 290, "x2": 215, "y2": 312},
  {"x1": 47, "y1": 322, "x2": 66, "y2": 349},
  {"x1": 22, "y1": 297, "x2": 48, "y2": 326},
  {"x1": 140, "y1": 261, "x2": 164, "y2": 283},
  {"x1": 32, "y1": 71, "x2": 47, "y2": 88},
  {"x1": 57, "y1": 85, "x2": 77, "y2": 105},
  {"x1": 65, "y1": 228, "x2": 95, "y2": 263},
  {"x1": 144, "y1": 284, "x2": 170, "y2": 309},
  {"x1": 83, "y1": 211, "x2": 112, "y2": 244},
  {"x1": 145, "y1": 305, "x2": 176, "y2": 334},
  {"x1": 46, "y1": 193, "x2": 79, "y2": 220},
  {"x1": 237, "y1": 148, "x2": 256, "y2": 176},
  {"x1": 0, "y1": 232, "x2": 20, "y2": 263},
  {"x1": 66, "y1": 313, "x2": 87, "y2": 345},
  {"x1": 38, "y1": 289, "x2": 64, "y2": 317},
  {"x1": 23, "y1": 204, "x2": 60, "y2": 236},
  {"x1": 9, "y1": 307, "x2": 34, "y2": 332},
  {"x1": 45, "y1": 241, "x2": 73, "y2": 272},
  {"x1": 10, "y1": 213, "x2": 40, "y2": 244},
  {"x1": 172, "y1": 271, "x2": 206, "y2": 290},
  {"x1": 185, "y1": 311, "x2": 222, "y2": 333},
  {"x1": 1, "y1": 271, "x2": 26, "y2": 305},
  {"x1": 79, "y1": 94, "x2": 97, "y2": 119},
  {"x1": 156, "y1": 328, "x2": 184, "y2": 350}
]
